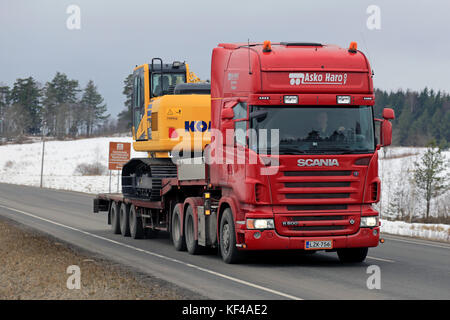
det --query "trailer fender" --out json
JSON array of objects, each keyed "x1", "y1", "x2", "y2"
[{"x1": 182, "y1": 197, "x2": 203, "y2": 240}]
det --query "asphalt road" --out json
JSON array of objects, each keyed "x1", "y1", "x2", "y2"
[{"x1": 0, "y1": 183, "x2": 449, "y2": 300}]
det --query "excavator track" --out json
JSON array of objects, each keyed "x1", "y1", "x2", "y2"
[{"x1": 122, "y1": 158, "x2": 177, "y2": 201}]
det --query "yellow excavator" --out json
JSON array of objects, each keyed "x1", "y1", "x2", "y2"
[{"x1": 123, "y1": 59, "x2": 211, "y2": 200}]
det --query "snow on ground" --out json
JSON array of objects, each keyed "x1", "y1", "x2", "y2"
[
  {"x1": 0, "y1": 137, "x2": 449, "y2": 241},
  {"x1": 381, "y1": 219, "x2": 450, "y2": 242},
  {"x1": 0, "y1": 137, "x2": 146, "y2": 194}
]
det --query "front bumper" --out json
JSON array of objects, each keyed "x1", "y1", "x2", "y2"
[{"x1": 239, "y1": 227, "x2": 380, "y2": 250}]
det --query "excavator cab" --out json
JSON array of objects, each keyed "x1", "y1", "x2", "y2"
[{"x1": 132, "y1": 59, "x2": 190, "y2": 141}]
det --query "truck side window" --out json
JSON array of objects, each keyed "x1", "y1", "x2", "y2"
[
  {"x1": 233, "y1": 102, "x2": 247, "y2": 146},
  {"x1": 233, "y1": 102, "x2": 247, "y2": 120},
  {"x1": 234, "y1": 121, "x2": 247, "y2": 146}
]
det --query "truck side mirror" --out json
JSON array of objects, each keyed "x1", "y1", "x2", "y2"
[
  {"x1": 382, "y1": 108, "x2": 395, "y2": 120},
  {"x1": 380, "y1": 108, "x2": 395, "y2": 146},
  {"x1": 381, "y1": 120, "x2": 392, "y2": 146}
]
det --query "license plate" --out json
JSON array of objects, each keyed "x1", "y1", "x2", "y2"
[{"x1": 305, "y1": 240, "x2": 333, "y2": 250}]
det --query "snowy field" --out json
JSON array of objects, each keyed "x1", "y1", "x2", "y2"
[
  {"x1": 0, "y1": 137, "x2": 448, "y2": 242},
  {"x1": 0, "y1": 137, "x2": 147, "y2": 194},
  {"x1": 377, "y1": 147, "x2": 449, "y2": 220}
]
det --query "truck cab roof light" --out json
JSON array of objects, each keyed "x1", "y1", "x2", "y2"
[
  {"x1": 348, "y1": 41, "x2": 358, "y2": 53},
  {"x1": 262, "y1": 40, "x2": 272, "y2": 52}
]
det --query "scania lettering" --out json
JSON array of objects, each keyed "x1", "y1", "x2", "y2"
[{"x1": 297, "y1": 159, "x2": 340, "y2": 167}]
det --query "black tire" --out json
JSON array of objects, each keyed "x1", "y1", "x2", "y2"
[
  {"x1": 110, "y1": 202, "x2": 121, "y2": 234},
  {"x1": 337, "y1": 247, "x2": 368, "y2": 263},
  {"x1": 171, "y1": 205, "x2": 186, "y2": 251},
  {"x1": 219, "y1": 208, "x2": 242, "y2": 264},
  {"x1": 119, "y1": 203, "x2": 131, "y2": 237},
  {"x1": 184, "y1": 205, "x2": 202, "y2": 255},
  {"x1": 129, "y1": 205, "x2": 144, "y2": 239}
]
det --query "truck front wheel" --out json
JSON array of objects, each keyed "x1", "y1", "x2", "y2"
[
  {"x1": 219, "y1": 208, "x2": 242, "y2": 264},
  {"x1": 337, "y1": 247, "x2": 368, "y2": 263}
]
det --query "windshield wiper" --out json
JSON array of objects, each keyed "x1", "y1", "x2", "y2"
[
  {"x1": 312, "y1": 147, "x2": 373, "y2": 154},
  {"x1": 278, "y1": 146, "x2": 306, "y2": 154}
]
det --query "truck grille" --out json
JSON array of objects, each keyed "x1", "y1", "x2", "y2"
[
  {"x1": 285, "y1": 193, "x2": 350, "y2": 199},
  {"x1": 277, "y1": 170, "x2": 356, "y2": 202},
  {"x1": 272, "y1": 166, "x2": 364, "y2": 236},
  {"x1": 276, "y1": 212, "x2": 359, "y2": 237},
  {"x1": 291, "y1": 226, "x2": 345, "y2": 231},
  {"x1": 287, "y1": 204, "x2": 348, "y2": 211},
  {"x1": 284, "y1": 171, "x2": 352, "y2": 176}
]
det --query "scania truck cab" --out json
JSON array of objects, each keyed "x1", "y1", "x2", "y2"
[{"x1": 208, "y1": 41, "x2": 394, "y2": 263}]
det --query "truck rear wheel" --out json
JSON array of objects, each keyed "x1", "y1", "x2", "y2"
[
  {"x1": 185, "y1": 205, "x2": 202, "y2": 255},
  {"x1": 337, "y1": 247, "x2": 368, "y2": 263},
  {"x1": 129, "y1": 205, "x2": 144, "y2": 239},
  {"x1": 110, "y1": 202, "x2": 120, "y2": 234},
  {"x1": 219, "y1": 208, "x2": 242, "y2": 264},
  {"x1": 171, "y1": 204, "x2": 186, "y2": 251},
  {"x1": 120, "y1": 203, "x2": 131, "y2": 237}
]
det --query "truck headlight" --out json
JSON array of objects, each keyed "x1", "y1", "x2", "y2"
[
  {"x1": 360, "y1": 216, "x2": 379, "y2": 227},
  {"x1": 247, "y1": 219, "x2": 274, "y2": 230}
]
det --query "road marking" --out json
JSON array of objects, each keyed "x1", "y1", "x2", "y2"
[
  {"x1": 382, "y1": 235, "x2": 450, "y2": 249},
  {"x1": 367, "y1": 256, "x2": 395, "y2": 263},
  {"x1": 0, "y1": 203, "x2": 303, "y2": 300}
]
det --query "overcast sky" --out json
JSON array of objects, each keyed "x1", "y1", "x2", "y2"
[{"x1": 1, "y1": 0, "x2": 449, "y2": 117}]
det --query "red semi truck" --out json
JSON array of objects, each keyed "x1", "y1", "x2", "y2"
[{"x1": 94, "y1": 41, "x2": 395, "y2": 263}]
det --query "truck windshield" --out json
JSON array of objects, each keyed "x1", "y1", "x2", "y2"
[
  {"x1": 250, "y1": 105, "x2": 375, "y2": 155},
  {"x1": 151, "y1": 73, "x2": 186, "y2": 97}
]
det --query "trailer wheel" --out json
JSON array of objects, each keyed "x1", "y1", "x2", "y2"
[
  {"x1": 110, "y1": 202, "x2": 120, "y2": 234},
  {"x1": 129, "y1": 205, "x2": 144, "y2": 239},
  {"x1": 120, "y1": 203, "x2": 131, "y2": 237},
  {"x1": 171, "y1": 205, "x2": 186, "y2": 251},
  {"x1": 185, "y1": 205, "x2": 202, "y2": 255},
  {"x1": 337, "y1": 247, "x2": 368, "y2": 263},
  {"x1": 219, "y1": 208, "x2": 242, "y2": 264}
]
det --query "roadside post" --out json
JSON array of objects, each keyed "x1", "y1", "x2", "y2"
[
  {"x1": 108, "y1": 142, "x2": 131, "y2": 193},
  {"x1": 40, "y1": 122, "x2": 47, "y2": 188}
]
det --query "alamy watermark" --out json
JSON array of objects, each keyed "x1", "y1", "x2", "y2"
[
  {"x1": 66, "y1": 5, "x2": 81, "y2": 30},
  {"x1": 366, "y1": 5, "x2": 381, "y2": 30},
  {"x1": 366, "y1": 265, "x2": 381, "y2": 290},
  {"x1": 170, "y1": 128, "x2": 281, "y2": 176},
  {"x1": 66, "y1": 265, "x2": 81, "y2": 289}
]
